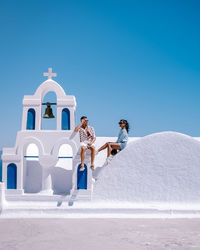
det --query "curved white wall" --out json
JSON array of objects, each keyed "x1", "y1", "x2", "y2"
[{"x1": 93, "y1": 132, "x2": 200, "y2": 204}]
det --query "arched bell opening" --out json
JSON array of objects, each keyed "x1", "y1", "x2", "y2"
[
  {"x1": 24, "y1": 143, "x2": 42, "y2": 193},
  {"x1": 51, "y1": 144, "x2": 73, "y2": 195},
  {"x1": 42, "y1": 91, "x2": 57, "y2": 130},
  {"x1": 26, "y1": 108, "x2": 36, "y2": 130},
  {"x1": 62, "y1": 108, "x2": 70, "y2": 130},
  {"x1": 7, "y1": 163, "x2": 17, "y2": 189}
]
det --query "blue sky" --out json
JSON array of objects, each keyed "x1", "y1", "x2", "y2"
[{"x1": 0, "y1": 0, "x2": 200, "y2": 149}]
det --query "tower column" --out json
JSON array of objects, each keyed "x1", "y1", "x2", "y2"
[
  {"x1": 69, "y1": 107, "x2": 75, "y2": 130},
  {"x1": 39, "y1": 155, "x2": 58, "y2": 195},
  {"x1": 22, "y1": 107, "x2": 28, "y2": 130},
  {"x1": 57, "y1": 107, "x2": 62, "y2": 130},
  {"x1": 41, "y1": 167, "x2": 53, "y2": 195}
]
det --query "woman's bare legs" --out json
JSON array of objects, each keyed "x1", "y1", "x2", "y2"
[
  {"x1": 98, "y1": 142, "x2": 110, "y2": 152},
  {"x1": 107, "y1": 143, "x2": 121, "y2": 157},
  {"x1": 98, "y1": 142, "x2": 121, "y2": 157}
]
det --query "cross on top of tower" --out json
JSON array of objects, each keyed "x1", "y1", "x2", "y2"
[{"x1": 43, "y1": 68, "x2": 57, "y2": 80}]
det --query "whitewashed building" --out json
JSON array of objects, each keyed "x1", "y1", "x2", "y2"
[{"x1": 1, "y1": 68, "x2": 93, "y2": 205}]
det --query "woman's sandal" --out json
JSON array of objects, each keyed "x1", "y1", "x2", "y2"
[{"x1": 90, "y1": 165, "x2": 95, "y2": 171}]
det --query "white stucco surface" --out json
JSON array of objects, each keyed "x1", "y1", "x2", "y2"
[{"x1": 93, "y1": 131, "x2": 200, "y2": 204}]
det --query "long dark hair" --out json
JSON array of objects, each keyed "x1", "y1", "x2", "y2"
[{"x1": 119, "y1": 119, "x2": 130, "y2": 133}]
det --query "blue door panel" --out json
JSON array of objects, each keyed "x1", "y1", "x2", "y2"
[
  {"x1": 77, "y1": 164, "x2": 87, "y2": 189},
  {"x1": 7, "y1": 163, "x2": 17, "y2": 189}
]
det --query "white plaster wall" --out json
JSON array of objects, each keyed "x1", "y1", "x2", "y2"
[
  {"x1": 24, "y1": 160, "x2": 42, "y2": 193},
  {"x1": 93, "y1": 132, "x2": 200, "y2": 204}
]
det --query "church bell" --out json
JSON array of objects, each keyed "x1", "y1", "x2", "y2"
[{"x1": 42, "y1": 102, "x2": 55, "y2": 118}]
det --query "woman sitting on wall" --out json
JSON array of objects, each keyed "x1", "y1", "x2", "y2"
[{"x1": 97, "y1": 119, "x2": 129, "y2": 164}]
